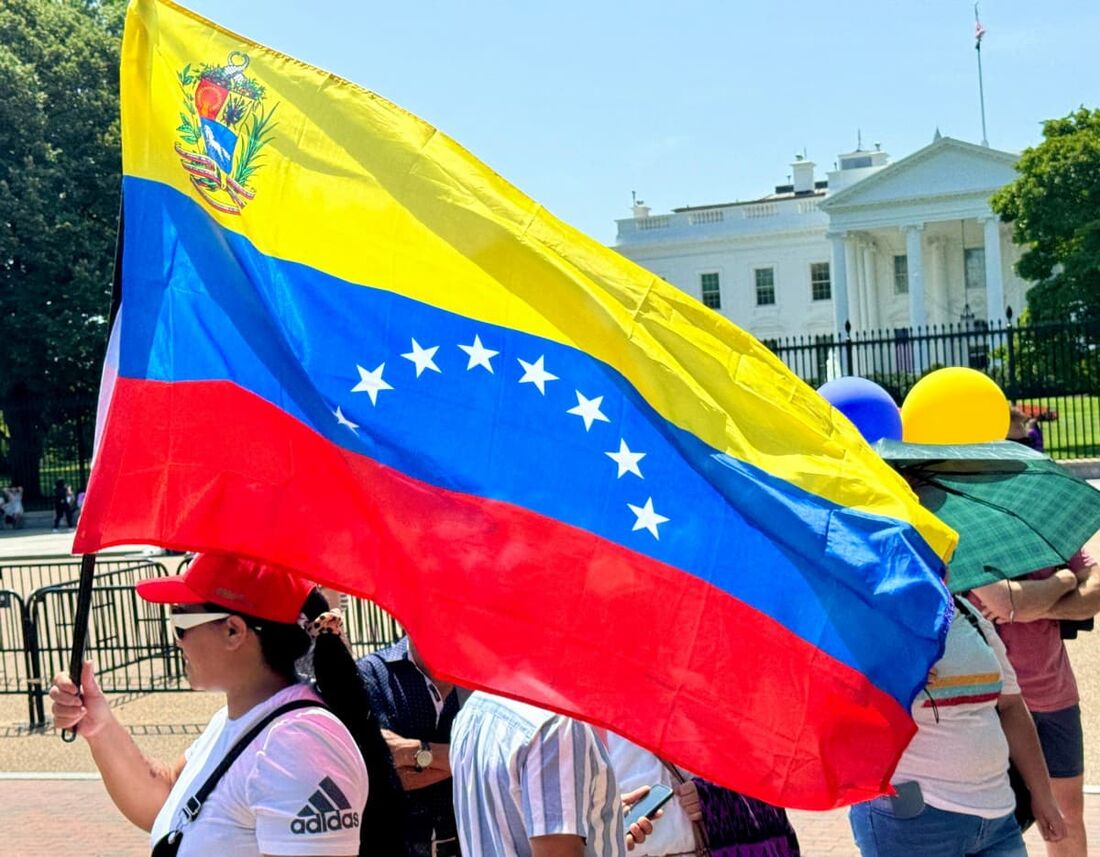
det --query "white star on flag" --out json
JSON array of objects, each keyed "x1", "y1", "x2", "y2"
[
  {"x1": 628, "y1": 497, "x2": 669, "y2": 540},
  {"x1": 350, "y1": 362, "x2": 393, "y2": 405},
  {"x1": 333, "y1": 406, "x2": 359, "y2": 433},
  {"x1": 517, "y1": 356, "x2": 559, "y2": 395},
  {"x1": 458, "y1": 334, "x2": 499, "y2": 373},
  {"x1": 606, "y1": 439, "x2": 646, "y2": 479},
  {"x1": 566, "y1": 391, "x2": 610, "y2": 431},
  {"x1": 401, "y1": 338, "x2": 441, "y2": 377}
]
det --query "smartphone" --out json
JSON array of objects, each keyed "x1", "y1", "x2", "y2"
[
  {"x1": 888, "y1": 780, "x2": 925, "y2": 819},
  {"x1": 623, "y1": 783, "x2": 675, "y2": 828}
]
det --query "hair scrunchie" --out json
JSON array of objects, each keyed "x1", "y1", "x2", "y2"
[{"x1": 301, "y1": 609, "x2": 345, "y2": 640}]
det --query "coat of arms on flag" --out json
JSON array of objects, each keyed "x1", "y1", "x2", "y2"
[{"x1": 173, "y1": 51, "x2": 277, "y2": 214}]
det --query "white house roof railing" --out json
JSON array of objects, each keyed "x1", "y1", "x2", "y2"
[{"x1": 615, "y1": 196, "x2": 828, "y2": 244}]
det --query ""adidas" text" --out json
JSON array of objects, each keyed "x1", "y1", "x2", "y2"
[{"x1": 291, "y1": 810, "x2": 360, "y2": 835}]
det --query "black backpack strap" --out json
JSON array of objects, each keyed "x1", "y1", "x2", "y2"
[
  {"x1": 952, "y1": 595, "x2": 990, "y2": 645},
  {"x1": 179, "y1": 698, "x2": 330, "y2": 824}
]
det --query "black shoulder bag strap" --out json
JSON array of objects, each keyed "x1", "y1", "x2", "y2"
[
  {"x1": 953, "y1": 595, "x2": 988, "y2": 639},
  {"x1": 951, "y1": 595, "x2": 1036, "y2": 833},
  {"x1": 152, "y1": 698, "x2": 330, "y2": 856}
]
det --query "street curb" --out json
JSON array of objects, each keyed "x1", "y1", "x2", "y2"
[{"x1": 1061, "y1": 459, "x2": 1100, "y2": 479}]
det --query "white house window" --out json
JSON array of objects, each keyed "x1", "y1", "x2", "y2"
[
  {"x1": 810, "y1": 262, "x2": 831, "y2": 301},
  {"x1": 893, "y1": 255, "x2": 909, "y2": 294},
  {"x1": 755, "y1": 268, "x2": 776, "y2": 306},
  {"x1": 964, "y1": 248, "x2": 986, "y2": 290},
  {"x1": 700, "y1": 272, "x2": 721, "y2": 309}
]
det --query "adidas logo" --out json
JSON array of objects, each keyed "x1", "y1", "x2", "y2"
[{"x1": 290, "y1": 776, "x2": 361, "y2": 835}]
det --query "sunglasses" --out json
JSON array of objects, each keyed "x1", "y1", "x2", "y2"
[{"x1": 170, "y1": 611, "x2": 230, "y2": 640}]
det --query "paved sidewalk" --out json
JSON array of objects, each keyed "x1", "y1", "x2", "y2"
[
  {"x1": 787, "y1": 800, "x2": 1100, "y2": 855},
  {"x1": 1, "y1": 778, "x2": 1097, "y2": 856}
]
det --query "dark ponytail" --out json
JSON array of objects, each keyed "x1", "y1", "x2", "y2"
[
  {"x1": 244, "y1": 592, "x2": 409, "y2": 857},
  {"x1": 304, "y1": 591, "x2": 408, "y2": 857}
]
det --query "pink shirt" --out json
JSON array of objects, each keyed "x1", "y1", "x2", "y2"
[{"x1": 992, "y1": 549, "x2": 1094, "y2": 712}]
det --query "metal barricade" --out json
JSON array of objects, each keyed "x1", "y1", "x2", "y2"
[
  {"x1": 28, "y1": 583, "x2": 185, "y2": 712},
  {"x1": 0, "y1": 556, "x2": 169, "y2": 599},
  {"x1": 0, "y1": 555, "x2": 403, "y2": 729},
  {"x1": 0, "y1": 589, "x2": 41, "y2": 726}
]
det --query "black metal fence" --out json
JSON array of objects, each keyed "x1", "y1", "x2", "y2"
[
  {"x1": 0, "y1": 395, "x2": 96, "y2": 512},
  {"x1": 0, "y1": 556, "x2": 166, "y2": 599},
  {"x1": 766, "y1": 313, "x2": 1100, "y2": 459},
  {"x1": 0, "y1": 555, "x2": 404, "y2": 729}
]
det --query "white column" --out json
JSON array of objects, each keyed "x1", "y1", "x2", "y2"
[
  {"x1": 983, "y1": 216, "x2": 1006, "y2": 323},
  {"x1": 905, "y1": 224, "x2": 926, "y2": 328},
  {"x1": 829, "y1": 233, "x2": 850, "y2": 334},
  {"x1": 929, "y1": 237, "x2": 949, "y2": 325},
  {"x1": 862, "y1": 241, "x2": 880, "y2": 330},
  {"x1": 845, "y1": 239, "x2": 862, "y2": 331}
]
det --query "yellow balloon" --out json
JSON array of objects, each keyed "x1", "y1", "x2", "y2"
[{"x1": 901, "y1": 367, "x2": 1010, "y2": 444}]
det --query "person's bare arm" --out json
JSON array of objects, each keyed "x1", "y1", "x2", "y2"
[
  {"x1": 530, "y1": 834, "x2": 586, "y2": 857},
  {"x1": 997, "y1": 693, "x2": 1065, "y2": 843},
  {"x1": 382, "y1": 730, "x2": 452, "y2": 791},
  {"x1": 50, "y1": 661, "x2": 183, "y2": 831},
  {"x1": 1043, "y1": 563, "x2": 1100, "y2": 621},
  {"x1": 971, "y1": 571, "x2": 1077, "y2": 624}
]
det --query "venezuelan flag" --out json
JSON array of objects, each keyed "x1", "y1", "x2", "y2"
[{"x1": 76, "y1": 0, "x2": 956, "y2": 809}]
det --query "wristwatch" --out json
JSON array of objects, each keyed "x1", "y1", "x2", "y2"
[{"x1": 414, "y1": 740, "x2": 433, "y2": 772}]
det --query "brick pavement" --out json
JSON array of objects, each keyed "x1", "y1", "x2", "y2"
[{"x1": 1, "y1": 778, "x2": 1097, "y2": 856}]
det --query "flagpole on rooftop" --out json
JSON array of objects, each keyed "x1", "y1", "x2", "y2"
[{"x1": 974, "y1": 3, "x2": 989, "y2": 147}]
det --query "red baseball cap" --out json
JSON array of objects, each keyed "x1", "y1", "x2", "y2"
[{"x1": 135, "y1": 554, "x2": 316, "y2": 624}]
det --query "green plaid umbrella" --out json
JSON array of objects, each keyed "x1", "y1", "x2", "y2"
[{"x1": 874, "y1": 439, "x2": 1100, "y2": 593}]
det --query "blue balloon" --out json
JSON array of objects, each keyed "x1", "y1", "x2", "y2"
[{"x1": 818, "y1": 377, "x2": 903, "y2": 444}]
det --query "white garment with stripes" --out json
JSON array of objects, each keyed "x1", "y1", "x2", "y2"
[{"x1": 451, "y1": 692, "x2": 626, "y2": 857}]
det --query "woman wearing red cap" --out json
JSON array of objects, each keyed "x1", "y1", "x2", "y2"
[{"x1": 49, "y1": 553, "x2": 407, "y2": 856}]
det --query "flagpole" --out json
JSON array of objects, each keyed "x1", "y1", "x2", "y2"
[{"x1": 975, "y1": 3, "x2": 989, "y2": 146}]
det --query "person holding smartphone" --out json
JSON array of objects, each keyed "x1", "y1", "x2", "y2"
[{"x1": 848, "y1": 596, "x2": 1065, "y2": 857}]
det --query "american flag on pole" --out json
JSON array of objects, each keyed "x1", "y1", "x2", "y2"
[{"x1": 975, "y1": 9, "x2": 987, "y2": 49}]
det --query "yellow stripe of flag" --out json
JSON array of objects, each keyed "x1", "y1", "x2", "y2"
[{"x1": 121, "y1": 0, "x2": 957, "y2": 560}]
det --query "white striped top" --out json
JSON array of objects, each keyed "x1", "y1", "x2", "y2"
[{"x1": 450, "y1": 692, "x2": 626, "y2": 857}]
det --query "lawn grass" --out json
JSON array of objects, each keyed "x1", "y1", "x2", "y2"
[{"x1": 1017, "y1": 394, "x2": 1100, "y2": 459}]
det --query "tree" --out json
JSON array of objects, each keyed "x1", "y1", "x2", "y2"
[
  {"x1": 0, "y1": 0, "x2": 123, "y2": 501},
  {"x1": 992, "y1": 107, "x2": 1100, "y2": 327}
]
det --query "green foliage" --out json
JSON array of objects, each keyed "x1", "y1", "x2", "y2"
[
  {"x1": 992, "y1": 107, "x2": 1100, "y2": 327},
  {"x1": 0, "y1": 0, "x2": 123, "y2": 493},
  {"x1": 1006, "y1": 312, "x2": 1100, "y2": 398},
  {"x1": 233, "y1": 104, "x2": 278, "y2": 186},
  {"x1": 176, "y1": 68, "x2": 202, "y2": 145}
]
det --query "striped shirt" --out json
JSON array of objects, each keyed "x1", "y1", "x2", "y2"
[
  {"x1": 893, "y1": 603, "x2": 1020, "y2": 818},
  {"x1": 451, "y1": 692, "x2": 625, "y2": 857}
]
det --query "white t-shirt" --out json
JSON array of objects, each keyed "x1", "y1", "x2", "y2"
[
  {"x1": 150, "y1": 683, "x2": 368, "y2": 856},
  {"x1": 893, "y1": 603, "x2": 1020, "y2": 819},
  {"x1": 607, "y1": 735, "x2": 697, "y2": 856}
]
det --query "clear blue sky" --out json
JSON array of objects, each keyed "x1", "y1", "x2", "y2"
[{"x1": 183, "y1": 0, "x2": 1100, "y2": 243}]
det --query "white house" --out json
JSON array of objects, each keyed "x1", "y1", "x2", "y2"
[{"x1": 613, "y1": 135, "x2": 1028, "y2": 346}]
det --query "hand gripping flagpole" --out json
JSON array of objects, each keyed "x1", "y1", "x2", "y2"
[
  {"x1": 61, "y1": 554, "x2": 97, "y2": 742},
  {"x1": 61, "y1": 202, "x2": 124, "y2": 743}
]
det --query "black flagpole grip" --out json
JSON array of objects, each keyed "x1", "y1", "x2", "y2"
[{"x1": 61, "y1": 553, "x2": 98, "y2": 743}]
